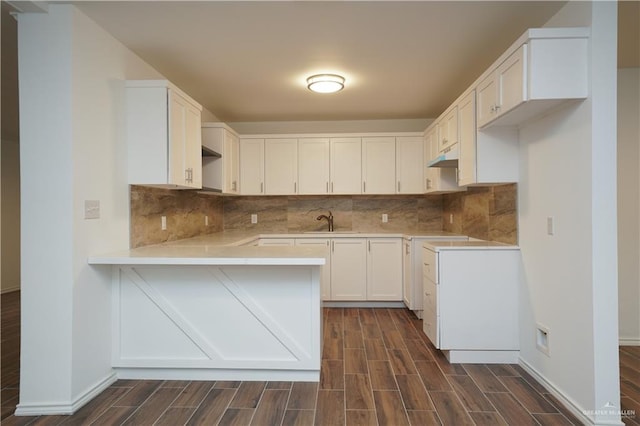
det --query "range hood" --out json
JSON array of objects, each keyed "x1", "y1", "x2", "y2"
[{"x1": 428, "y1": 145, "x2": 459, "y2": 168}]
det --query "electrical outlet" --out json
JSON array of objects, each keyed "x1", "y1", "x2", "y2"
[
  {"x1": 84, "y1": 200, "x2": 100, "y2": 219},
  {"x1": 205, "y1": 215, "x2": 209, "y2": 226},
  {"x1": 449, "y1": 213, "x2": 454, "y2": 224},
  {"x1": 161, "y1": 216, "x2": 167, "y2": 231},
  {"x1": 536, "y1": 324, "x2": 550, "y2": 356},
  {"x1": 251, "y1": 214, "x2": 258, "y2": 224},
  {"x1": 382, "y1": 214, "x2": 388, "y2": 223},
  {"x1": 547, "y1": 217, "x2": 555, "y2": 235}
]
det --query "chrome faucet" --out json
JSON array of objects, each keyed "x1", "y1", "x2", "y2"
[{"x1": 316, "y1": 210, "x2": 334, "y2": 232}]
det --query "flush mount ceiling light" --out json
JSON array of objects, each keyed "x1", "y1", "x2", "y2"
[{"x1": 306, "y1": 74, "x2": 345, "y2": 93}]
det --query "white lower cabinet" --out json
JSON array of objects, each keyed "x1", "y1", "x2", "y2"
[
  {"x1": 295, "y1": 238, "x2": 331, "y2": 301},
  {"x1": 330, "y1": 239, "x2": 368, "y2": 300},
  {"x1": 366, "y1": 239, "x2": 403, "y2": 300},
  {"x1": 257, "y1": 236, "x2": 403, "y2": 302},
  {"x1": 422, "y1": 244, "x2": 520, "y2": 363}
]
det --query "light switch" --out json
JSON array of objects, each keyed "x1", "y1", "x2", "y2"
[
  {"x1": 84, "y1": 200, "x2": 100, "y2": 219},
  {"x1": 382, "y1": 214, "x2": 388, "y2": 223},
  {"x1": 251, "y1": 214, "x2": 258, "y2": 224},
  {"x1": 161, "y1": 216, "x2": 167, "y2": 230},
  {"x1": 547, "y1": 217, "x2": 555, "y2": 235}
]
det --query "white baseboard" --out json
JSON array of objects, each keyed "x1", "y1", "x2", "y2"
[
  {"x1": 14, "y1": 372, "x2": 117, "y2": 416},
  {"x1": 518, "y1": 358, "x2": 624, "y2": 426},
  {"x1": 1, "y1": 286, "x2": 20, "y2": 294},
  {"x1": 619, "y1": 338, "x2": 640, "y2": 346},
  {"x1": 115, "y1": 367, "x2": 319, "y2": 382},
  {"x1": 446, "y1": 350, "x2": 519, "y2": 364},
  {"x1": 323, "y1": 301, "x2": 405, "y2": 308}
]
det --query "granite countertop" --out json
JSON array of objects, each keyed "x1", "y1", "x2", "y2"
[{"x1": 88, "y1": 230, "x2": 475, "y2": 265}]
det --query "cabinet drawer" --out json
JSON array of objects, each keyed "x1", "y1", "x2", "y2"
[
  {"x1": 423, "y1": 278, "x2": 438, "y2": 315},
  {"x1": 422, "y1": 299, "x2": 438, "y2": 347},
  {"x1": 422, "y1": 247, "x2": 438, "y2": 283}
]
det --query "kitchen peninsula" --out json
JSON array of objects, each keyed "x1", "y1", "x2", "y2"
[{"x1": 88, "y1": 230, "x2": 472, "y2": 381}]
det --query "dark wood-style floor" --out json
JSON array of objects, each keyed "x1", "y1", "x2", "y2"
[{"x1": 1, "y1": 290, "x2": 637, "y2": 425}]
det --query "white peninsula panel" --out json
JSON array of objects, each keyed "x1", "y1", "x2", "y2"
[{"x1": 111, "y1": 264, "x2": 321, "y2": 381}]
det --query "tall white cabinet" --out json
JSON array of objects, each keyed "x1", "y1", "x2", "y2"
[{"x1": 127, "y1": 80, "x2": 203, "y2": 189}]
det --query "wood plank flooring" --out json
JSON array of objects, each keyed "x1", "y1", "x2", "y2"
[{"x1": 1, "y1": 291, "x2": 637, "y2": 425}]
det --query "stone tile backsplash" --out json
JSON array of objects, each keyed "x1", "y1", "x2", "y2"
[
  {"x1": 442, "y1": 183, "x2": 518, "y2": 245},
  {"x1": 130, "y1": 186, "x2": 223, "y2": 248},
  {"x1": 129, "y1": 184, "x2": 517, "y2": 247},
  {"x1": 223, "y1": 195, "x2": 444, "y2": 233}
]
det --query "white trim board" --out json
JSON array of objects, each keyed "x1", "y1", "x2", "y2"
[
  {"x1": 518, "y1": 358, "x2": 624, "y2": 426},
  {"x1": 619, "y1": 338, "x2": 640, "y2": 346},
  {"x1": 14, "y1": 372, "x2": 117, "y2": 416}
]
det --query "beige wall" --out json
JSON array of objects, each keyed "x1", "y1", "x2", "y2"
[
  {"x1": 1, "y1": 3, "x2": 20, "y2": 293},
  {"x1": 1, "y1": 139, "x2": 20, "y2": 293},
  {"x1": 618, "y1": 67, "x2": 640, "y2": 344}
]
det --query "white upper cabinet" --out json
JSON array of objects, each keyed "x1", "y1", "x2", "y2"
[
  {"x1": 396, "y1": 136, "x2": 424, "y2": 194},
  {"x1": 127, "y1": 80, "x2": 203, "y2": 189},
  {"x1": 330, "y1": 137, "x2": 362, "y2": 194},
  {"x1": 264, "y1": 138, "x2": 298, "y2": 194},
  {"x1": 424, "y1": 126, "x2": 464, "y2": 194},
  {"x1": 457, "y1": 91, "x2": 477, "y2": 187},
  {"x1": 477, "y1": 45, "x2": 526, "y2": 128},
  {"x1": 476, "y1": 28, "x2": 588, "y2": 128},
  {"x1": 362, "y1": 137, "x2": 396, "y2": 194},
  {"x1": 240, "y1": 138, "x2": 265, "y2": 195},
  {"x1": 202, "y1": 124, "x2": 240, "y2": 194},
  {"x1": 437, "y1": 107, "x2": 459, "y2": 153},
  {"x1": 298, "y1": 138, "x2": 330, "y2": 195}
]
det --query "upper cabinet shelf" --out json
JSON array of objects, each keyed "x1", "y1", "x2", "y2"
[{"x1": 476, "y1": 27, "x2": 589, "y2": 129}]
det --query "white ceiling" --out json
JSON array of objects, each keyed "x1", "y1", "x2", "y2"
[
  {"x1": 4, "y1": 0, "x2": 633, "y2": 124},
  {"x1": 71, "y1": 1, "x2": 577, "y2": 122}
]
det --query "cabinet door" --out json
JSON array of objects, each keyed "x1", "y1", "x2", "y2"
[
  {"x1": 224, "y1": 130, "x2": 240, "y2": 193},
  {"x1": 396, "y1": 136, "x2": 424, "y2": 194},
  {"x1": 184, "y1": 103, "x2": 202, "y2": 188},
  {"x1": 168, "y1": 90, "x2": 188, "y2": 186},
  {"x1": 402, "y1": 240, "x2": 412, "y2": 308},
  {"x1": 330, "y1": 138, "x2": 362, "y2": 194},
  {"x1": 296, "y1": 238, "x2": 331, "y2": 300},
  {"x1": 298, "y1": 138, "x2": 330, "y2": 194},
  {"x1": 265, "y1": 138, "x2": 298, "y2": 194},
  {"x1": 497, "y1": 45, "x2": 526, "y2": 116},
  {"x1": 367, "y1": 238, "x2": 403, "y2": 300},
  {"x1": 439, "y1": 107, "x2": 458, "y2": 153},
  {"x1": 457, "y1": 91, "x2": 476, "y2": 187},
  {"x1": 476, "y1": 72, "x2": 497, "y2": 128},
  {"x1": 330, "y1": 239, "x2": 367, "y2": 300},
  {"x1": 240, "y1": 139, "x2": 265, "y2": 195},
  {"x1": 362, "y1": 137, "x2": 396, "y2": 194}
]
